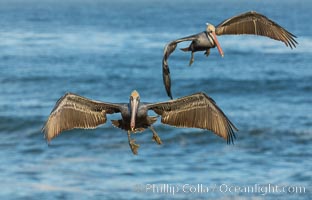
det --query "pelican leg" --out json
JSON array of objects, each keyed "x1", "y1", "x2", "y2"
[
  {"x1": 150, "y1": 126, "x2": 162, "y2": 145},
  {"x1": 189, "y1": 51, "x2": 195, "y2": 66},
  {"x1": 204, "y1": 49, "x2": 210, "y2": 57},
  {"x1": 127, "y1": 131, "x2": 139, "y2": 155}
]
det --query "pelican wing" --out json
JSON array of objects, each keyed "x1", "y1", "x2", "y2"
[
  {"x1": 147, "y1": 92, "x2": 238, "y2": 143},
  {"x1": 215, "y1": 11, "x2": 297, "y2": 48},
  {"x1": 42, "y1": 93, "x2": 122, "y2": 142},
  {"x1": 163, "y1": 35, "x2": 198, "y2": 99}
]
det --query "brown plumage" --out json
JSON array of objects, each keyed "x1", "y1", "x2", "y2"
[
  {"x1": 42, "y1": 93, "x2": 121, "y2": 142},
  {"x1": 215, "y1": 11, "x2": 297, "y2": 48},
  {"x1": 42, "y1": 91, "x2": 237, "y2": 155},
  {"x1": 163, "y1": 11, "x2": 298, "y2": 99}
]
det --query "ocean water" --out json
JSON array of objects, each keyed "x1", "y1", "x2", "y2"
[{"x1": 0, "y1": 0, "x2": 311, "y2": 199}]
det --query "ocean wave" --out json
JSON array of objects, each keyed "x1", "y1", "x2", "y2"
[
  {"x1": 1, "y1": 30, "x2": 310, "y2": 60},
  {"x1": 173, "y1": 76, "x2": 312, "y2": 96},
  {"x1": 0, "y1": 30, "x2": 168, "y2": 55},
  {"x1": 218, "y1": 36, "x2": 311, "y2": 54}
]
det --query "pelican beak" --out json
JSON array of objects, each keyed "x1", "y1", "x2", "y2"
[
  {"x1": 211, "y1": 32, "x2": 224, "y2": 57},
  {"x1": 130, "y1": 96, "x2": 139, "y2": 132}
]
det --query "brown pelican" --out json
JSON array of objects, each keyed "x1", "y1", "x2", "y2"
[
  {"x1": 42, "y1": 90, "x2": 237, "y2": 154},
  {"x1": 163, "y1": 11, "x2": 298, "y2": 99}
]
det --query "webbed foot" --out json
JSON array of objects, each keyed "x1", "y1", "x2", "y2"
[
  {"x1": 189, "y1": 52, "x2": 195, "y2": 66},
  {"x1": 204, "y1": 49, "x2": 210, "y2": 57},
  {"x1": 129, "y1": 139, "x2": 140, "y2": 155},
  {"x1": 152, "y1": 134, "x2": 162, "y2": 145},
  {"x1": 127, "y1": 131, "x2": 140, "y2": 155},
  {"x1": 150, "y1": 126, "x2": 162, "y2": 145}
]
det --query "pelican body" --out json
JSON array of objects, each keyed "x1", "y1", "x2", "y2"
[
  {"x1": 181, "y1": 31, "x2": 216, "y2": 53},
  {"x1": 43, "y1": 91, "x2": 237, "y2": 155},
  {"x1": 179, "y1": 24, "x2": 224, "y2": 61},
  {"x1": 163, "y1": 11, "x2": 298, "y2": 99}
]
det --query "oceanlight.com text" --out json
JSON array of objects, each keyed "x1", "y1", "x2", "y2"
[{"x1": 134, "y1": 183, "x2": 306, "y2": 196}]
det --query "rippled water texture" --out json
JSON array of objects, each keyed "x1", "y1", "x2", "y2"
[{"x1": 0, "y1": 0, "x2": 311, "y2": 199}]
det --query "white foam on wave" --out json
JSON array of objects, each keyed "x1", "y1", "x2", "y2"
[
  {"x1": 0, "y1": 30, "x2": 171, "y2": 55},
  {"x1": 1, "y1": 30, "x2": 311, "y2": 55},
  {"x1": 30, "y1": 183, "x2": 83, "y2": 192}
]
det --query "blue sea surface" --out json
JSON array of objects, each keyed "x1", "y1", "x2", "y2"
[{"x1": 0, "y1": 0, "x2": 311, "y2": 199}]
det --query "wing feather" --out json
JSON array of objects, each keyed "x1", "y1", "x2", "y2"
[
  {"x1": 42, "y1": 93, "x2": 122, "y2": 142},
  {"x1": 162, "y1": 35, "x2": 198, "y2": 99},
  {"x1": 148, "y1": 93, "x2": 238, "y2": 143},
  {"x1": 215, "y1": 11, "x2": 297, "y2": 48}
]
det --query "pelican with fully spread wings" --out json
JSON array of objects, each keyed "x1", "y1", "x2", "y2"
[
  {"x1": 163, "y1": 11, "x2": 298, "y2": 99},
  {"x1": 42, "y1": 90, "x2": 237, "y2": 154}
]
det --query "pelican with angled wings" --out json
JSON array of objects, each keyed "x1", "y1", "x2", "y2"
[
  {"x1": 163, "y1": 11, "x2": 298, "y2": 99},
  {"x1": 42, "y1": 90, "x2": 237, "y2": 155}
]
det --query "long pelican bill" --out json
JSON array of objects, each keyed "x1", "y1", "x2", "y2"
[
  {"x1": 212, "y1": 32, "x2": 224, "y2": 57},
  {"x1": 130, "y1": 97, "x2": 139, "y2": 131}
]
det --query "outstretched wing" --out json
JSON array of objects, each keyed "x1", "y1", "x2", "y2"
[
  {"x1": 163, "y1": 35, "x2": 198, "y2": 99},
  {"x1": 42, "y1": 93, "x2": 122, "y2": 142},
  {"x1": 216, "y1": 11, "x2": 297, "y2": 48},
  {"x1": 147, "y1": 92, "x2": 238, "y2": 144}
]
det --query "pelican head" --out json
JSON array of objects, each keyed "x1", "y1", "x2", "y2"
[
  {"x1": 130, "y1": 90, "x2": 140, "y2": 99},
  {"x1": 206, "y1": 23, "x2": 224, "y2": 57},
  {"x1": 130, "y1": 90, "x2": 140, "y2": 131},
  {"x1": 206, "y1": 23, "x2": 216, "y2": 33}
]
